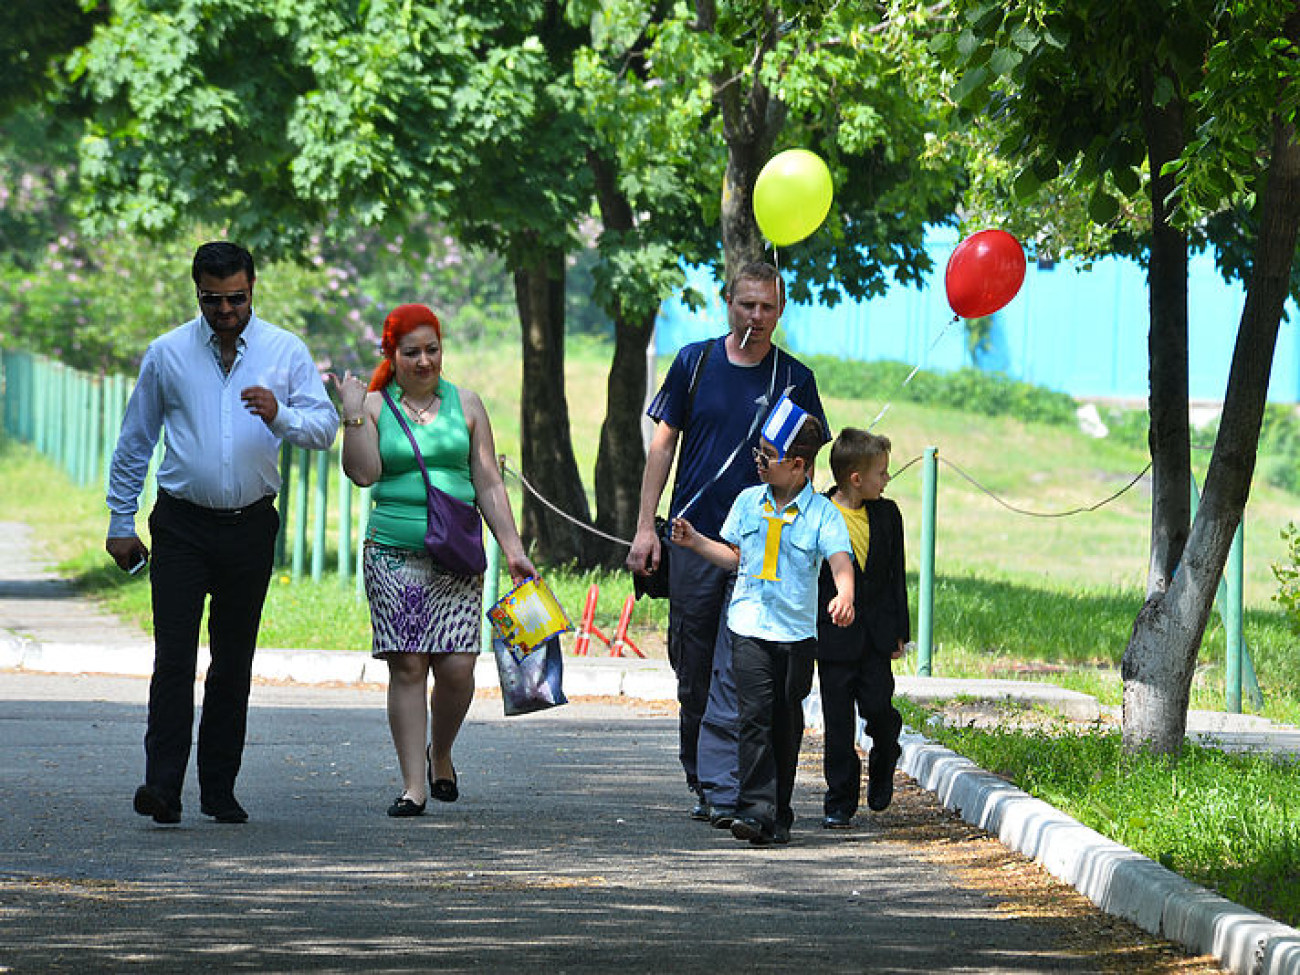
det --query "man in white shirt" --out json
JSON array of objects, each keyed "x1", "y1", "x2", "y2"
[{"x1": 106, "y1": 241, "x2": 337, "y2": 825}]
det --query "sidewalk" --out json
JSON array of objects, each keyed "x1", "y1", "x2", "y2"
[{"x1": 2, "y1": 519, "x2": 1298, "y2": 974}]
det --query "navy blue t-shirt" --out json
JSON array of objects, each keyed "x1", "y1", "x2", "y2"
[{"x1": 647, "y1": 336, "x2": 829, "y2": 539}]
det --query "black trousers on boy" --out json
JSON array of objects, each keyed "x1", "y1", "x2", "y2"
[
  {"x1": 143, "y1": 490, "x2": 278, "y2": 807},
  {"x1": 731, "y1": 632, "x2": 817, "y2": 833},
  {"x1": 817, "y1": 652, "x2": 903, "y2": 817}
]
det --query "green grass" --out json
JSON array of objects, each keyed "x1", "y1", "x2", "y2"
[{"x1": 898, "y1": 700, "x2": 1300, "y2": 928}]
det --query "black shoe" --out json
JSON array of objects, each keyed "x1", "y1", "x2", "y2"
[
  {"x1": 430, "y1": 766, "x2": 458, "y2": 803},
  {"x1": 823, "y1": 811, "x2": 854, "y2": 829},
  {"x1": 730, "y1": 816, "x2": 773, "y2": 845},
  {"x1": 772, "y1": 823, "x2": 791, "y2": 845},
  {"x1": 200, "y1": 797, "x2": 249, "y2": 824},
  {"x1": 867, "y1": 745, "x2": 901, "y2": 811},
  {"x1": 387, "y1": 795, "x2": 426, "y2": 817},
  {"x1": 133, "y1": 784, "x2": 181, "y2": 824},
  {"x1": 709, "y1": 805, "x2": 737, "y2": 829},
  {"x1": 690, "y1": 797, "x2": 711, "y2": 821}
]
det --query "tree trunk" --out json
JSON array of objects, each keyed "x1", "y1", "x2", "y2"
[
  {"x1": 586, "y1": 148, "x2": 660, "y2": 567},
  {"x1": 1123, "y1": 104, "x2": 1300, "y2": 754},
  {"x1": 1139, "y1": 70, "x2": 1191, "y2": 598},
  {"x1": 700, "y1": 0, "x2": 787, "y2": 274},
  {"x1": 513, "y1": 245, "x2": 594, "y2": 565},
  {"x1": 592, "y1": 309, "x2": 658, "y2": 565}
]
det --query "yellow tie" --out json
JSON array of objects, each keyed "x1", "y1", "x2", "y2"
[{"x1": 753, "y1": 500, "x2": 798, "y2": 581}]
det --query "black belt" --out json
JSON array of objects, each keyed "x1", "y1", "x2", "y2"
[{"x1": 159, "y1": 488, "x2": 276, "y2": 522}]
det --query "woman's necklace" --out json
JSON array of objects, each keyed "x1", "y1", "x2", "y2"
[{"x1": 400, "y1": 390, "x2": 439, "y2": 423}]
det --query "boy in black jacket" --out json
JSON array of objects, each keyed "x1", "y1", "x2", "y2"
[{"x1": 815, "y1": 428, "x2": 909, "y2": 827}]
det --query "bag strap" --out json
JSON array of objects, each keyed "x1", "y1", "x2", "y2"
[
  {"x1": 381, "y1": 386, "x2": 455, "y2": 505},
  {"x1": 682, "y1": 337, "x2": 713, "y2": 431},
  {"x1": 671, "y1": 342, "x2": 785, "y2": 520}
]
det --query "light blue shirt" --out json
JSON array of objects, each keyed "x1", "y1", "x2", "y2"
[
  {"x1": 720, "y1": 478, "x2": 852, "y2": 643},
  {"x1": 106, "y1": 312, "x2": 338, "y2": 537}
]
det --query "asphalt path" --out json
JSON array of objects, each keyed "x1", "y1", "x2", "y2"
[{"x1": 0, "y1": 671, "x2": 1125, "y2": 974}]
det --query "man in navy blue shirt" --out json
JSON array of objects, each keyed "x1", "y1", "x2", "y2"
[{"x1": 628, "y1": 261, "x2": 828, "y2": 824}]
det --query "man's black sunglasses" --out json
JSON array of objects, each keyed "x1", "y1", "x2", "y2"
[{"x1": 197, "y1": 290, "x2": 249, "y2": 308}]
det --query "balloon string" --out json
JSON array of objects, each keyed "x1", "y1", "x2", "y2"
[{"x1": 867, "y1": 314, "x2": 962, "y2": 431}]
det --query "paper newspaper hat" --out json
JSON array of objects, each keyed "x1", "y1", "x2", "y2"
[{"x1": 760, "y1": 393, "x2": 809, "y2": 460}]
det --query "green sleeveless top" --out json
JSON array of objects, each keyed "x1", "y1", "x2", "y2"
[{"x1": 368, "y1": 380, "x2": 476, "y2": 550}]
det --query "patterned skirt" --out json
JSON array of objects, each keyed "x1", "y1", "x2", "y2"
[{"x1": 363, "y1": 542, "x2": 483, "y2": 658}]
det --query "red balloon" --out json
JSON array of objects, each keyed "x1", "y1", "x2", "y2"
[{"x1": 944, "y1": 229, "x2": 1027, "y2": 318}]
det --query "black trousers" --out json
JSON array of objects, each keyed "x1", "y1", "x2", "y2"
[
  {"x1": 732, "y1": 632, "x2": 816, "y2": 831},
  {"x1": 143, "y1": 490, "x2": 278, "y2": 803},
  {"x1": 666, "y1": 543, "x2": 731, "y2": 793},
  {"x1": 817, "y1": 653, "x2": 903, "y2": 817}
]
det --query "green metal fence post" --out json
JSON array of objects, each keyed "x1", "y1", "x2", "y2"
[
  {"x1": 87, "y1": 376, "x2": 103, "y2": 488},
  {"x1": 917, "y1": 445, "x2": 937, "y2": 676},
  {"x1": 276, "y1": 443, "x2": 292, "y2": 568},
  {"x1": 1225, "y1": 516, "x2": 1244, "y2": 714},
  {"x1": 311, "y1": 449, "x2": 329, "y2": 582},
  {"x1": 355, "y1": 485, "x2": 371, "y2": 597},
  {"x1": 1190, "y1": 477, "x2": 1262, "y2": 709},
  {"x1": 292, "y1": 447, "x2": 310, "y2": 581},
  {"x1": 338, "y1": 454, "x2": 353, "y2": 587}
]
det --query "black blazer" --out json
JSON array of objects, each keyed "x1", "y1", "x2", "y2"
[{"x1": 816, "y1": 494, "x2": 910, "y2": 662}]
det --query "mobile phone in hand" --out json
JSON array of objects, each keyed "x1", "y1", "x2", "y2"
[{"x1": 128, "y1": 556, "x2": 148, "y2": 575}]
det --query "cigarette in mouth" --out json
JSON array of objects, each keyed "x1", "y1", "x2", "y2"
[{"x1": 740, "y1": 327, "x2": 752, "y2": 349}]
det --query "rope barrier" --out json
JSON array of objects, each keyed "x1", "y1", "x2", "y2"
[
  {"x1": 500, "y1": 458, "x2": 633, "y2": 547},
  {"x1": 891, "y1": 451, "x2": 1152, "y2": 517},
  {"x1": 500, "y1": 446, "x2": 1155, "y2": 548}
]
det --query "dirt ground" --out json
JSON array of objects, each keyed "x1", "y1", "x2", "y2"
[
  {"x1": 853, "y1": 759, "x2": 1224, "y2": 973},
  {"x1": 620, "y1": 690, "x2": 1224, "y2": 973},
  {"x1": 802, "y1": 697, "x2": 1223, "y2": 975}
]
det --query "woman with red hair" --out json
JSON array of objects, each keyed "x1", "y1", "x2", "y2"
[{"x1": 330, "y1": 303, "x2": 535, "y2": 817}]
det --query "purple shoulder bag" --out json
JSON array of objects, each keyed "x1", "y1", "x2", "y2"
[{"x1": 382, "y1": 388, "x2": 487, "y2": 577}]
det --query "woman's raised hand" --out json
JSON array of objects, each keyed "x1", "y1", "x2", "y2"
[{"x1": 327, "y1": 371, "x2": 368, "y2": 419}]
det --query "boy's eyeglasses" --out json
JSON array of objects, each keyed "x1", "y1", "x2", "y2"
[
  {"x1": 751, "y1": 446, "x2": 783, "y2": 470},
  {"x1": 197, "y1": 290, "x2": 249, "y2": 308}
]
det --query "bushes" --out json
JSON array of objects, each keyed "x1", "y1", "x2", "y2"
[{"x1": 804, "y1": 355, "x2": 1080, "y2": 426}]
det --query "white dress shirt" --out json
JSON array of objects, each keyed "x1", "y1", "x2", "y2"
[{"x1": 107, "y1": 312, "x2": 338, "y2": 538}]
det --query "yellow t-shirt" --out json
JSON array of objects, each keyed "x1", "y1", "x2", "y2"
[{"x1": 832, "y1": 498, "x2": 870, "y2": 571}]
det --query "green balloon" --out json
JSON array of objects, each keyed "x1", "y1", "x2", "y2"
[{"x1": 752, "y1": 149, "x2": 834, "y2": 247}]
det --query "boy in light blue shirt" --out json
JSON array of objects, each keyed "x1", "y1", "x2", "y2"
[{"x1": 672, "y1": 397, "x2": 854, "y2": 845}]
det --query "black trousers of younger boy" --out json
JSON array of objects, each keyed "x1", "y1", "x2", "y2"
[
  {"x1": 818, "y1": 653, "x2": 902, "y2": 817},
  {"x1": 732, "y1": 633, "x2": 817, "y2": 836},
  {"x1": 816, "y1": 494, "x2": 909, "y2": 820}
]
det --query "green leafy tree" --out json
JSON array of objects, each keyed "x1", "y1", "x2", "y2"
[
  {"x1": 936, "y1": 0, "x2": 1300, "y2": 754},
  {"x1": 570, "y1": 1, "x2": 963, "y2": 567},
  {"x1": 61, "y1": 0, "x2": 601, "y2": 562}
]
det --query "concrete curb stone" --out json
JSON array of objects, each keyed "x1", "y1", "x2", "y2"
[{"x1": 902, "y1": 733, "x2": 1300, "y2": 975}]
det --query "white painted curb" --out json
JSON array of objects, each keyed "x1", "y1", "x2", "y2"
[{"x1": 902, "y1": 732, "x2": 1300, "y2": 975}]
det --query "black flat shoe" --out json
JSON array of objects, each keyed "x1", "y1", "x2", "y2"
[
  {"x1": 822, "y1": 812, "x2": 854, "y2": 829},
  {"x1": 430, "y1": 767, "x2": 458, "y2": 803},
  {"x1": 200, "y1": 797, "x2": 249, "y2": 824},
  {"x1": 133, "y1": 784, "x2": 182, "y2": 824},
  {"x1": 387, "y1": 795, "x2": 426, "y2": 817}
]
